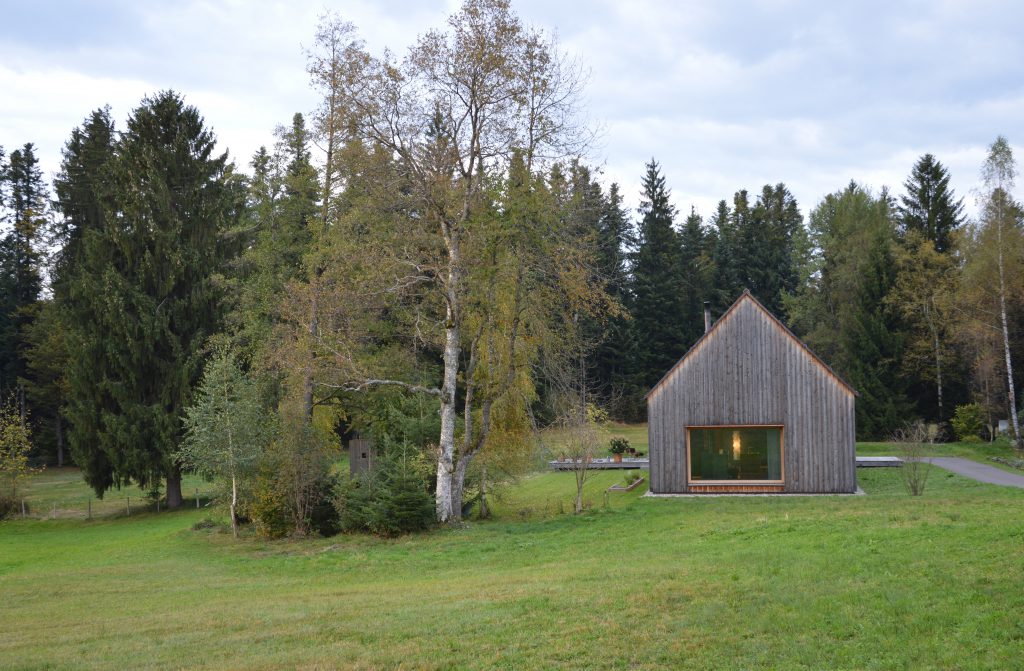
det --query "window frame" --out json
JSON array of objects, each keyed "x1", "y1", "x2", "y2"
[{"x1": 685, "y1": 424, "x2": 785, "y2": 485}]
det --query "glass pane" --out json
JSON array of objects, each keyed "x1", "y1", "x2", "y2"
[{"x1": 689, "y1": 427, "x2": 782, "y2": 481}]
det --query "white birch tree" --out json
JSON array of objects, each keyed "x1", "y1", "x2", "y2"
[
  {"x1": 964, "y1": 136, "x2": 1023, "y2": 447},
  {"x1": 298, "y1": 0, "x2": 600, "y2": 523},
  {"x1": 177, "y1": 349, "x2": 274, "y2": 537}
]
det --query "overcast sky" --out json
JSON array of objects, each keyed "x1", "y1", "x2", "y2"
[{"x1": 2, "y1": 0, "x2": 1022, "y2": 222}]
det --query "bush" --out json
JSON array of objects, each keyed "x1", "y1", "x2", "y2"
[
  {"x1": 951, "y1": 403, "x2": 986, "y2": 442},
  {"x1": 335, "y1": 439, "x2": 434, "y2": 536},
  {"x1": 892, "y1": 421, "x2": 932, "y2": 496},
  {"x1": 248, "y1": 418, "x2": 338, "y2": 538},
  {"x1": 0, "y1": 493, "x2": 18, "y2": 520},
  {"x1": 608, "y1": 437, "x2": 630, "y2": 455}
]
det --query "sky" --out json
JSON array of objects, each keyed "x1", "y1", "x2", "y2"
[{"x1": 2, "y1": 0, "x2": 1023, "y2": 222}]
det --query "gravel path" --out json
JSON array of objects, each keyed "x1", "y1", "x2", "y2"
[{"x1": 926, "y1": 457, "x2": 1024, "y2": 489}]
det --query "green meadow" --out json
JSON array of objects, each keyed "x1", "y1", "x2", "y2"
[{"x1": 2, "y1": 435, "x2": 1023, "y2": 670}]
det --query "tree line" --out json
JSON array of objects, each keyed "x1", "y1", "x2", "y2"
[{"x1": 1, "y1": 0, "x2": 1021, "y2": 530}]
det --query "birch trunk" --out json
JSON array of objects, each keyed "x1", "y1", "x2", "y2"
[
  {"x1": 435, "y1": 228, "x2": 461, "y2": 523},
  {"x1": 997, "y1": 224, "x2": 1021, "y2": 447},
  {"x1": 230, "y1": 474, "x2": 238, "y2": 538},
  {"x1": 925, "y1": 300, "x2": 943, "y2": 421},
  {"x1": 435, "y1": 315, "x2": 459, "y2": 523}
]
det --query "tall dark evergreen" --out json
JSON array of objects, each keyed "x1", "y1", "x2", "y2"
[
  {"x1": 228, "y1": 113, "x2": 320, "y2": 368},
  {"x1": 64, "y1": 91, "x2": 238, "y2": 507},
  {"x1": 0, "y1": 143, "x2": 47, "y2": 397},
  {"x1": 678, "y1": 207, "x2": 710, "y2": 348},
  {"x1": 52, "y1": 108, "x2": 117, "y2": 296},
  {"x1": 898, "y1": 153, "x2": 965, "y2": 253},
  {"x1": 591, "y1": 182, "x2": 635, "y2": 415},
  {"x1": 710, "y1": 199, "x2": 741, "y2": 313},
  {"x1": 745, "y1": 184, "x2": 803, "y2": 314},
  {"x1": 630, "y1": 160, "x2": 686, "y2": 391}
]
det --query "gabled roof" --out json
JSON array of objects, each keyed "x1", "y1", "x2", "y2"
[{"x1": 645, "y1": 289, "x2": 858, "y2": 401}]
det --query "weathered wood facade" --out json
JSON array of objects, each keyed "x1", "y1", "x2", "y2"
[
  {"x1": 647, "y1": 291, "x2": 857, "y2": 494},
  {"x1": 349, "y1": 437, "x2": 377, "y2": 476}
]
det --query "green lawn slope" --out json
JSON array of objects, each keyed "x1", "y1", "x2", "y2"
[{"x1": 2, "y1": 459, "x2": 1023, "y2": 669}]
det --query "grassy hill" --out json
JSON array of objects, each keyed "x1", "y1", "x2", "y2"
[{"x1": 2, "y1": 452, "x2": 1024, "y2": 669}]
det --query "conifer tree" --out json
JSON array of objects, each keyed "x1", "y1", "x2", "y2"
[
  {"x1": 788, "y1": 182, "x2": 911, "y2": 438},
  {"x1": 0, "y1": 143, "x2": 47, "y2": 399},
  {"x1": 630, "y1": 160, "x2": 686, "y2": 390},
  {"x1": 744, "y1": 184, "x2": 803, "y2": 315},
  {"x1": 63, "y1": 91, "x2": 237, "y2": 507},
  {"x1": 592, "y1": 182, "x2": 636, "y2": 415},
  {"x1": 678, "y1": 207, "x2": 710, "y2": 348},
  {"x1": 710, "y1": 199, "x2": 740, "y2": 312},
  {"x1": 898, "y1": 153, "x2": 965, "y2": 254}
]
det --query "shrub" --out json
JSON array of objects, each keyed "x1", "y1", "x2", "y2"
[
  {"x1": 585, "y1": 404, "x2": 610, "y2": 425},
  {"x1": 248, "y1": 417, "x2": 338, "y2": 538},
  {"x1": 892, "y1": 421, "x2": 932, "y2": 496},
  {"x1": 0, "y1": 396, "x2": 33, "y2": 499},
  {"x1": 951, "y1": 403, "x2": 986, "y2": 442},
  {"x1": 608, "y1": 437, "x2": 630, "y2": 455},
  {"x1": 334, "y1": 439, "x2": 434, "y2": 536},
  {"x1": 0, "y1": 493, "x2": 18, "y2": 520}
]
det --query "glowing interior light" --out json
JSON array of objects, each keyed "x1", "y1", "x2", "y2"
[{"x1": 732, "y1": 430, "x2": 741, "y2": 460}]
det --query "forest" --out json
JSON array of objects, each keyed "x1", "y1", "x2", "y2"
[{"x1": 0, "y1": 0, "x2": 1021, "y2": 530}]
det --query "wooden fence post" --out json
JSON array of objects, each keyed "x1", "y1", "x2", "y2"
[
  {"x1": 127, "y1": 496, "x2": 130, "y2": 516},
  {"x1": 87, "y1": 498, "x2": 91, "y2": 520},
  {"x1": 195, "y1": 489, "x2": 199, "y2": 509},
  {"x1": 21, "y1": 499, "x2": 26, "y2": 518}
]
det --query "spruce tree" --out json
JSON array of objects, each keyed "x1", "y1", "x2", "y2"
[
  {"x1": 0, "y1": 144, "x2": 47, "y2": 398},
  {"x1": 52, "y1": 108, "x2": 116, "y2": 296},
  {"x1": 898, "y1": 153, "x2": 965, "y2": 254},
  {"x1": 64, "y1": 91, "x2": 237, "y2": 507},
  {"x1": 678, "y1": 207, "x2": 710, "y2": 347},
  {"x1": 229, "y1": 114, "x2": 319, "y2": 372},
  {"x1": 630, "y1": 160, "x2": 686, "y2": 391},
  {"x1": 52, "y1": 109, "x2": 117, "y2": 471},
  {"x1": 710, "y1": 199, "x2": 741, "y2": 313},
  {"x1": 591, "y1": 181, "x2": 635, "y2": 415},
  {"x1": 789, "y1": 183, "x2": 911, "y2": 438},
  {"x1": 739, "y1": 184, "x2": 803, "y2": 315}
]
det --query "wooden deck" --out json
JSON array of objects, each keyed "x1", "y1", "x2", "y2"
[
  {"x1": 549, "y1": 458, "x2": 649, "y2": 471},
  {"x1": 856, "y1": 456, "x2": 903, "y2": 468}
]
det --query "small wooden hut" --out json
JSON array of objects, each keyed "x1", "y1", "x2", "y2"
[
  {"x1": 647, "y1": 290, "x2": 857, "y2": 494},
  {"x1": 348, "y1": 436, "x2": 377, "y2": 476}
]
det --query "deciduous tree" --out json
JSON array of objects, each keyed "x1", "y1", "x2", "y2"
[
  {"x1": 299, "y1": 0, "x2": 597, "y2": 523},
  {"x1": 177, "y1": 348, "x2": 273, "y2": 537}
]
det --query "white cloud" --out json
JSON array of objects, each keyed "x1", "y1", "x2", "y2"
[{"x1": 1, "y1": 0, "x2": 1021, "y2": 226}]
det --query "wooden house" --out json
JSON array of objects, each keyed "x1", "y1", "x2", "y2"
[{"x1": 646, "y1": 290, "x2": 857, "y2": 494}]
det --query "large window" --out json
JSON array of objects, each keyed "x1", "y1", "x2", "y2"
[{"x1": 688, "y1": 426, "x2": 783, "y2": 483}]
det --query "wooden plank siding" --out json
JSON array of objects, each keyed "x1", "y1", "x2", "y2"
[{"x1": 647, "y1": 292, "x2": 857, "y2": 494}]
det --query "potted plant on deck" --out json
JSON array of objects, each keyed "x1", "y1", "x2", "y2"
[{"x1": 608, "y1": 437, "x2": 630, "y2": 464}]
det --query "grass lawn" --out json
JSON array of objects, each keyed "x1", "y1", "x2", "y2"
[
  {"x1": 13, "y1": 467, "x2": 215, "y2": 519},
  {"x1": 3, "y1": 455, "x2": 1024, "y2": 669},
  {"x1": 857, "y1": 437, "x2": 1024, "y2": 474}
]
